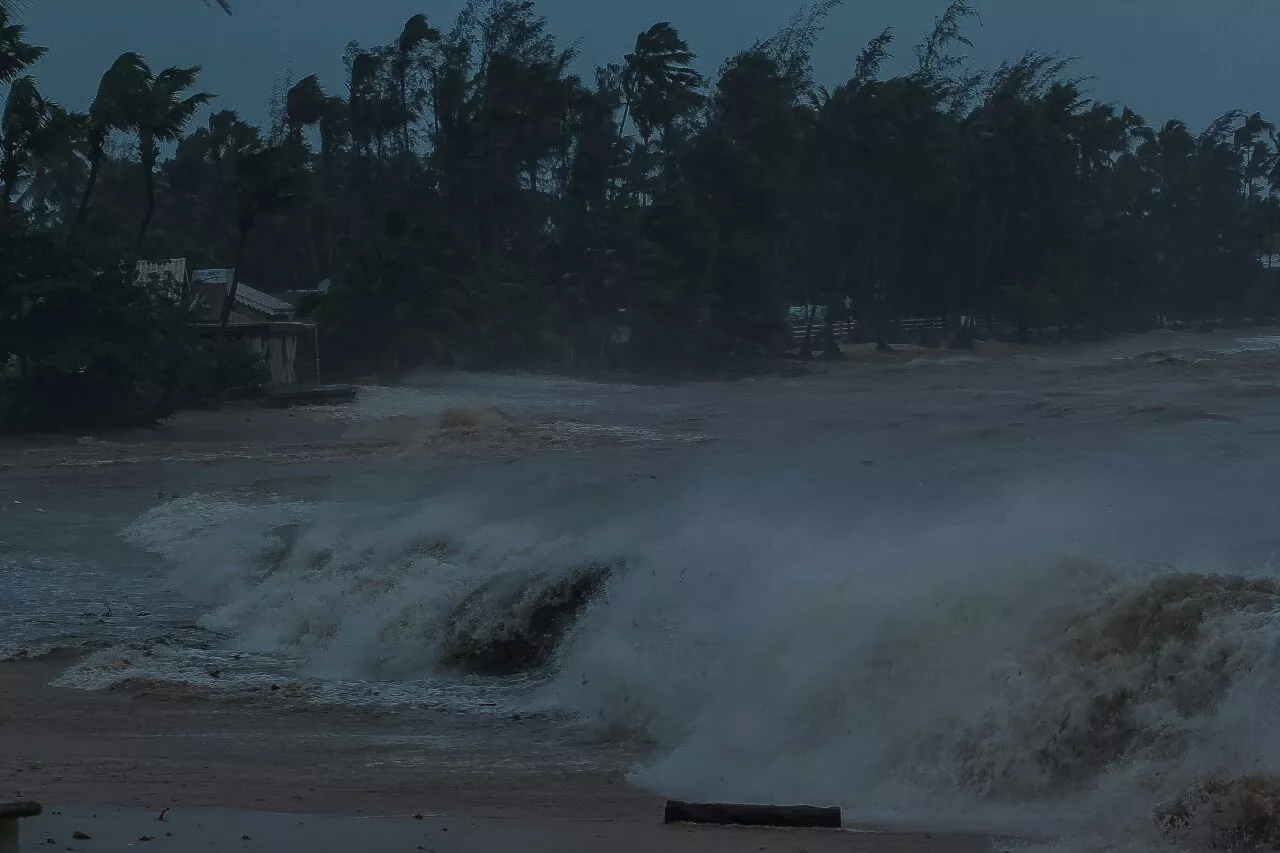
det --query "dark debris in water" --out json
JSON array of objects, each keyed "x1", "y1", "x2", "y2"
[{"x1": 437, "y1": 562, "x2": 614, "y2": 676}]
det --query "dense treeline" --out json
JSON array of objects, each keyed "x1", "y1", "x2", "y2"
[{"x1": 4, "y1": 0, "x2": 1280, "y2": 408}]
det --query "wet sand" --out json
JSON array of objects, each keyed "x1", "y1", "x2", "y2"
[
  {"x1": 0, "y1": 654, "x2": 993, "y2": 850},
  {"x1": 22, "y1": 807, "x2": 991, "y2": 853}
]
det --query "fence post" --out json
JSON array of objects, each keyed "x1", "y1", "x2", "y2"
[{"x1": 0, "y1": 801, "x2": 41, "y2": 853}]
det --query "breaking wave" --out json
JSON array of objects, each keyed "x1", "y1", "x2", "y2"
[
  {"x1": 120, "y1": 495, "x2": 620, "y2": 684},
  {"x1": 116, "y1": 485, "x2": 1280, "y2": 848}
]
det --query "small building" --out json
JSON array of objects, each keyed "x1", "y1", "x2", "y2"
[
  {"x1": 136, "y1": 260, "x2": 319, "y2": 388},
  {"x1": 135, "y1": 258, "x2": 189, "y2": 300},
  {"x1": 190, "y1": 268, "x2": 296, "y2": 324}
]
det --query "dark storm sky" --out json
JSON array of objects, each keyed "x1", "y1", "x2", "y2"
[{"x1": 16, "y1": 0, "x2": 1277, "y2": 132}]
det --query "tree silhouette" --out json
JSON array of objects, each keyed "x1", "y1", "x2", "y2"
[
  {"x1": 6, "y1": 0, "x2": 1280, "y2": 403},
  {"x1": 20, "y1": 102, "x2": 86, "y2": 225},
  {"x1": 1, "y1": 75, "x2": 45, "y2": 208},
  {"x1": 219, "y1": 144, "x2": 299, "y2": 325},
  {"x1": 125, "y1": 61, "x2": 213, "y2": 257},
  {"x1": 0, "y1": 7, "x2": 44, "y2": 84},
  {"x1": 622, "y1": 23, "x2": 701, "y2": 148},
  {"x1": 70, "y1": 52, "x2": 150, "y2": 239}
]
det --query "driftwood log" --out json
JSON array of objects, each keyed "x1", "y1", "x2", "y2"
[
  {"x1": 0, "y1": 801, "x2": 42, "y2": 853},
  {"x1": 262, "y1": 385, "x2": 357, "y2": 408},
  {"x1": 663, "y1": 800, "x2": 841, "y2": 829}
]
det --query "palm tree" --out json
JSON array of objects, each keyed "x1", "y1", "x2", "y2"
[
  {"x1": 70, "y1": 51, "x2": 150, "y2": 239},
  {"x1": 219, "y1": 144, "x2": 298, "y2": 326},
  {"x1": 0, "y1": 6, "x2": 44, "y2": 83},
  {"x1": 198, "y1": 108, "x2": 260, "y2": 189},
  {"x1": 21, "y1": 103, "x2": 87, "y2": 225},
  {"x1": 620, "y1": 22, "x2": 701, "y2": 148},
  {"x1": 284, "y1": 74, "x2": 328, "y2": 153},
  {"x1": 392, "y1": 14, "x2": 440, "y2": 154},
  {"x1": 0, "y1": 74, "x2": 44, "y2": 208},
  {"x1": 128, "y1": 64, "x2": 213, "y2": 257}
]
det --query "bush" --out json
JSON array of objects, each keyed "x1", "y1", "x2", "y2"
[
  {"x1": 0, "y1": 223, "x2": 260, "y2": 432},
  {"x1": 182, "y1": 337, "x2": 270, "y2": 406}
]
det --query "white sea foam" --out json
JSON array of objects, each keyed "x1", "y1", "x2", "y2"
[{"x1": 109, "y1": 475, "x2": 1280, "y2": 850}]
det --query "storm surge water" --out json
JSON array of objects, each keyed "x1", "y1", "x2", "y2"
[{"x1": 110, "y1": 472, "x2": 1280, "y2": 850}]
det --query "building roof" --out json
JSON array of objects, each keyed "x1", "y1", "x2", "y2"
[
  {"x1": 191, "y1": 268, "x2": 294, "y2": 320},
  {"x1": 191, "y1": 267, "x2": 233, "y2": 285}
]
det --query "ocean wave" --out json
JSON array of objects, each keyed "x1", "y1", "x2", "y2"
[
  {"x1": 116, "y1": 489, "x2": 1280, "y2": 848},
  {"x1": 122, "y1": 495, "x2": 619, "y2": 683}
]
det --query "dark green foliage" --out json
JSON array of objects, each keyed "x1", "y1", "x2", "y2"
[
  {"x1": 3, "y1": 0, "x2": 1280, "y2": 426},
  {"x1": 0, "y1": 220, "x2": 268, "y2": 430},
  {"x1": 0, "y1": 222, "x2": 198, "y2": 430},
  {"x1": 182, "y1": 336, "x2": 269, "y2": 405}
]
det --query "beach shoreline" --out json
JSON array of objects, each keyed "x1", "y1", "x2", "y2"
[{"x1": 0, "y1": 652, "x2": 1000, "y2": 851}]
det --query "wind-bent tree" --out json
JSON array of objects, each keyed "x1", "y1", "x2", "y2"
[
  {"x1": 70, "y1": 52, "x2": 150, "y2": 239},
  {"x1": 9, "y1": 0, "x2": 1280, "y2": 392},
  {"x1": 0, "y1": 7, "x2": 45, "y2": 83},
  {"x1": 622, "y1": 23, "x2": 701, "y2": 148},
  {"x1": 220, "y1": 144, "x2": 299, "y2": 325},
  {"x1": 391, "y1": 14, "x2": 440, "y2": 154},
  {"x1": 20, "y1": 103, "x2": 87, "y2": 226},
  {"x1": 0, "y1": 75, "x2": 45, "y2": 208},
  {"x1": 0, "y1": 7, "x2": 48, "y2": 212},
  {"x1": 127, "y1": 62, "x2": 213, "y2": 256},
  {"x1": 283, "y1": 74, "x2": 328, "y2": 153}
]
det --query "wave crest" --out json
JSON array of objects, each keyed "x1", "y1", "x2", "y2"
[{"x1": 120, "y1": 490, "x2": 1280, "y2": 844}]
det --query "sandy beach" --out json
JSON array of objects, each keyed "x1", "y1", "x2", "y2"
[
  {"x1": 0, "y1": 651, "x2": 989, "y2": 851},
  {"x1": 21, "y1": 808, "x2": 986, "y2": 853}
]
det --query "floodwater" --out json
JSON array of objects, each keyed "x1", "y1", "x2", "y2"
[{"x1": 7, "y1": 329, "x2": 1280, "y2": 850}]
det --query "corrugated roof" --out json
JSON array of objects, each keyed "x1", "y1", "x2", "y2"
[{"x1": 191, "y1": 268, "x2": 294, "y2": 319}]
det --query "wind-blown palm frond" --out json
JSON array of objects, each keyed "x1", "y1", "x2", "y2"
[
  {"x1": 127, "y1": 62, "x2": 213, "y2": 255},
  {"x1": 147, "y1": 66, "x2": 215, "y2": 141},
  {"x1": 0, "y1": 7, "x2": 46, "y2": 83},
  {"x1": 1, "y1": 74, "x2": 47, "y2": 205},
  {"x1": 622, "y1": 22, "x2": 703, "y2": 145}
]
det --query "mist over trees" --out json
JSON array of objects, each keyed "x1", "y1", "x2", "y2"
[{"x1": 5, "y1": 0, "x2": 1280, "y2": 419}]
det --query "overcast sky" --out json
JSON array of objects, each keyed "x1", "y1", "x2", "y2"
[{"x1": 14, "y1": 0, "x2": 1279, "y2": 134}]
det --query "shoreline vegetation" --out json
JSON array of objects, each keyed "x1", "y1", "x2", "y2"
[{"x1": 5, "y1": 0, "x2": 1280, "y2": 432}]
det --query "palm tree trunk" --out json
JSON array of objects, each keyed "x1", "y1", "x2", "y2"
[
  {"x1": 134, "y1": 146, "x2": 157, "y2": 259},
  {"x1": 399, "y1": 70, "x2": 411, "y2": 155},
  {"x1": 219, "y1": 225, "x2": 250, "y2": 327},
  {"x1": 69, "y1": 145, "x2": 103, "y2": 240},
  {"x1": 617, "y1": 95, "x2": 631, "y2": 145},
  {"x1": 0, "y1": 141, "x2": 19, "y2": 211}
]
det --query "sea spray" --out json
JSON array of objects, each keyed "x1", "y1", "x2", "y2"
[
  {"x1": 114, "y1": 484, "x2": 1280, "y2": 848},
  {"x1": 122, "y1": 494, "x2": 620, "y2": 681}
]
